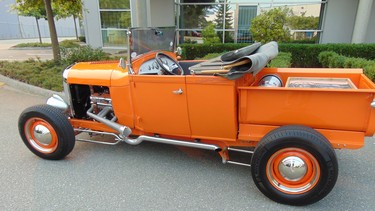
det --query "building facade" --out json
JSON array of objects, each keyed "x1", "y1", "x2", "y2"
[
  {"x1": 82, "y1": 0, "x2": 374, "y2": 49},
  {"x1": 320, "y1": 0, "x2": 375, "y2": 43},
  {"x1": 0, "y1": 0, "x2": 79, "y2": 40}
]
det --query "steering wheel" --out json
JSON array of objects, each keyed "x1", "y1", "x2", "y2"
[{"x1": 155, "y1": 52, "x2": 183, "y2": 75}]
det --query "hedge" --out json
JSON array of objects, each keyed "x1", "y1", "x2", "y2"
[
  {"x1": 179, "y1": 43, "x2": 375, "y2": 68},
  {"x1": 180, "y1": 43, "x2": 248, "y2": 60},
  {"x1": 318, "y1": 51, "x2": 375, "y2": 81}
]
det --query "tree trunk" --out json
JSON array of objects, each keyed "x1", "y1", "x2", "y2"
[
  {"x1": 35, "y1": 17, "x2": 42, "y2": 44},
  {"x1": 43, "y1": 0, "x2": 60, "y2": 61},
  {"x1": 73, "y1": 14, "x2": 79, "y2": 40}
]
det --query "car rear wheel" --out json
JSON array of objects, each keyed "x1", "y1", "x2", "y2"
[
  {"x1": 251, "y1": 125, "x2": 338, "y2": 205},
  {"x1": 18, "y1": 105, "x2": 75, "y2": 160}
]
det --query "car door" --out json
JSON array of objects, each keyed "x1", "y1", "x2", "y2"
[{"x1": 130, "y1": 75, "x2": 191, "y2": 137}]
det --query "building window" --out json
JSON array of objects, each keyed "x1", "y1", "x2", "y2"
[
  {"x1": 99, "y1": 0, "x2": 131, "y2": 48},
  {"x1": 176, "y1": 0, "x2": 240, "y2": 44},
  {"x1": 175, "y1": 0, "x2": 324, "y2": 44}
]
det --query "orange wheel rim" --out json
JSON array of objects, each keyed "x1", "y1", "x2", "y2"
[
  {"x1": 24, "y1": 117, "x2": 58, "y2": 154},
  {"x1": 266, "y1": 148, "x2": 320, "y2": 194}
]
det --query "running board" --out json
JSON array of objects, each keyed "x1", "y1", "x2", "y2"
[
  {"x1": 222, "y1": 147, "x2": 254, "y2": 167},
  {"x1": 75, "y1": 128, "x2": 122, "y2": 145}
]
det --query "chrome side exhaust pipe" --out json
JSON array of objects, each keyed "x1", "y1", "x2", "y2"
[
  {"x1": 86, "y1": 106, "x2": 132, "y2": 138},
  {"x1": 85, "y1": 106, "x2": 221, "y2": 151},
  {"x1": 129, "y1": 136, "x2": 221, "y2": 151},
  {"x1": 75, "y1": 128, "x2": 221, "y2": 151}
]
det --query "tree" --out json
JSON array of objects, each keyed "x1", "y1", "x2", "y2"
[
  {"x1": 250, "y1": 8, "x2": 291, "y2": 43},
  {"x1": 287, "y1": 12, "x2": 319, "y2": 30},
  {"x1": 180, "y1": 0, "x2": 215, "y2": 29},
  {"x1": 43, "y1": 0, "x2": 60, "y2": 61},
  {"x1": 287, "y1": 12, "x2": 319, "y2": 40},
  {"x1": 12, "y1": 0, "x2": 83, "y2": 61},
  {"x1": 53, "y1": 1, "x2": 83, "y2": 40},
  {"x1": 214, "y1": 1, "x2": 233, "y2": 43},
  {"x1": 202, "y1": 23, "x2": 220, "y2": 44},
  {"x1": 12, "y1": 1, "x2": 46, "y2": 43}
]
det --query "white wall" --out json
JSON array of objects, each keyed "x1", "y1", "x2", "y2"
[
  {"x1": 131, "y1": 0, "x2": 148, "y2": 27},
  {"x1": 82, "y1": 0, "x2": 102, "y2": 48},
  {"x1": 320, "y1": 0, "x2": 358, "y2": 43},
  {"x1": 320, "y1": 0, "x2": 375, "y2": 43},
  {"x1": 365, "y1": 1, "x2": 375, "y2": 43},
  {"x1": 149, "y1": 0, "x2": 175, "y2": 27},
  {"x1": 0, "y1": 0, "x2": 21, "y2": 39},
  {"x1": 130, "y1": 0, "x2": 174, "y2": 27},
  {"x1": 18, "y1": 17, "x2": 78, "y2": 39}
]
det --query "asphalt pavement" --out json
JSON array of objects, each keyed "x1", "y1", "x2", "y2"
[{"x1": 1, "y1": 82, "x2": 375, "y2": 210}]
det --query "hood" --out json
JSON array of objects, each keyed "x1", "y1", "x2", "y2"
[{"x1": 66, "y1": 60, "x2": 126, "y2": 86}]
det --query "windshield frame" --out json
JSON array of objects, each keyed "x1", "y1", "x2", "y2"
[{"x1": 128, "y1": 27, "x2": 177, "y2": 62}]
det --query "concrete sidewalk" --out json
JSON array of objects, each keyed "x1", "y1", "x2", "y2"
[{"x1": 0, "y1": 37, "x2": 75, "y2": 61}]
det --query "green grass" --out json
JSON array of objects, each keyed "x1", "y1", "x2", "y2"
[
  {"x1": 59, "y1": 39, "x2": 81, "y2": 48},
  {"x1": 196, "y1": 52, "x2": 224, "y2": 60},
  {"x1": 269, "y1": 52, "x2": 292, "y2": 68},
  {"x1": 0, "y1": 45, "x2": 113, "y2": 91},
  {"x1": 14, "y1": 43, "x2": 52, "y2": 48},
  {"x1": 14, "y1": 39, "x2": 81, "y2": 48},
  {"x1": 0, "y1": 59, "x2": 66, "y2": 91}
]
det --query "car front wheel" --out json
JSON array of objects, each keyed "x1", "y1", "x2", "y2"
[{"x1": 18, "y1": 105, "x2": 75, "y2": 160}]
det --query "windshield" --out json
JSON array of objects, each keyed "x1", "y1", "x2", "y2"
[{"x1": 129, "y1": 27, "x2": 176, "y2": 59}]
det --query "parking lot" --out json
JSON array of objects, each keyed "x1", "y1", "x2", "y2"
[{"x1": 0, "y1": 83, "x2": 375, "y2": 210}]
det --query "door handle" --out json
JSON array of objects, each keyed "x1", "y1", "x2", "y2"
[{"x1": 172, "y1": 88, "x2": 183, "y2": 95}]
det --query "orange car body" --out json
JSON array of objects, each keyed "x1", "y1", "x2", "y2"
[{"x1": 66, "y1": 52, "x2": 375, "y2": 152}]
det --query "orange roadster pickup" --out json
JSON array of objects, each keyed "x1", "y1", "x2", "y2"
[{"x1": 18, "y1": 27, "x2": 375, "y2": 205}]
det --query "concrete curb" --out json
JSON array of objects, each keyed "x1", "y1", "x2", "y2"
[{"x1": 0, "y1": 74, "x2": 62, "y2": 98}]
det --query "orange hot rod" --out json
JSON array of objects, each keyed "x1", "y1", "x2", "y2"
[{"x1": 18, "y1": 27, "x2": 375, "y2": 205}]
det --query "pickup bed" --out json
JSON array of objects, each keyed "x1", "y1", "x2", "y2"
[{"x1": 237, "y1": 68, "x2": 375, "y2": 149}]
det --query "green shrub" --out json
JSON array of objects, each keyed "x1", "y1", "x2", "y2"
[
  {"x1": 60, "y1": 46, "x2": 110, "y2": 64},
  {"x1": 202, "y1": 23, "x2": 221, "y2": 44},
  {"x1": 180, "y1": 43, "x2": 248, "y2": 60},
  {"x1": 79, "y1": 36, "x2": 86, "y2": 43},
  {"x1": 364, "y1": 63, "x2": 375, "y2": 81},
  {"x1": 180, "y1": 43, "x2": 375, "y2": 67},
  {"x1": 184, "y1": 38, "x2": 198, "y2": 44},
  {"x1": 279, "y1": 43, "x2": 375, "y2": 68},
  {"x1": 285, "y1": 39, "x2": 316, "y2": 44},
  {"x1": 318, "y1": 51, "x2": 375, "y2": 81}
]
